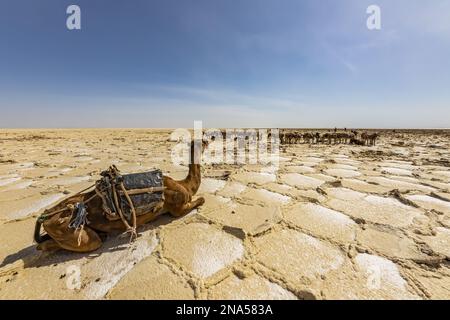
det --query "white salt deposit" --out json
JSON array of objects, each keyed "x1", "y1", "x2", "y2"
[
  {"x1": 218, "y1": 182, "x2": 247, "y2": 197},
  {"x1": 281, "y1": 173, "x2": 323, "y2": 189},
  {"x1": 9, "y1": 193, "x2": 64, "y2": 219},
  {"x1": 324, "y1": 168, "x2": 361, "y2": 178},
  {"x1": 302, "y1": 203, "x2": 355, "y2": 226},
  {"x1": 84, "y1": 231, "x2": 159, "y2": 299},
  {"x1": 50, "y1": 176, "x2": 90, "y2": 186},
  {"x1": 326, "y1": 188, "x2": 366, "y2": 201},
  {"x1": 0, "y1": 177, "x2": 21, "y2": 187},
  {"x1": 433, "y1": 171, "x2": 450, "y2": 178},
  {"x1": 381, "y1": 167, "x2": 413, "y2": 176},
  {"x1": 198, "y1": 178, "x2": 227, "y2": 193},
  {"x1": 365, "y1": 195, "x2": 411, "y2": 210},
  {"x1": 234, "y1": 172, "x2": 276, "y2": 185},
  {"x1": 406, "y1": 194, "x2": 450, "y2": 213},
  {"x1": 355, "y1": 253, "x2": 407, "y2": 290},
  {"x1": 1, "y1": 180, "x2": 33, "y2": 191},
  {"x1": 244, "y1": 188, "x2": 291, "y2": 205},
  {"x1": 190, "y1": 229, "x2": 244, "y2": 278}
]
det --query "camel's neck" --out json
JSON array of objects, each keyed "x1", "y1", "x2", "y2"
[{"x1": 183, "y1": 141, "x2": 202, "y2": 195}]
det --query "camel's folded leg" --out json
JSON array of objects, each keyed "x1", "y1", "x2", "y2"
[
  {"x1": 164, "y1": 188, "x2": 190, "y2": 205},
  {"x1": 43, "y1": 211, "x2": 102, "y2": 253},
  {"x1": 170, "y1": 197, "x2": 205, "y2": 218}
]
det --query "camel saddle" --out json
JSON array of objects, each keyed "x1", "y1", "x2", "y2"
[{"x1": 95, "y1": 165, "x2": 164, "y2": 222}]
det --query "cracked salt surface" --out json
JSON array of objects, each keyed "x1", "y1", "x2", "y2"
[
  {"x1": 285, "y1": 165, "x2": 316, "y2": 174},
  {"x1": 1, "y1": 129, "x2": 449, "y2": 300},
  {"x1": 233, "y1": 172, "x2": 276, "y2": 185},
  {"x1": 217, "y1": 182, "x2": 247, "y2": 197},
  {"x1": 198, "y1": 178, "x2": 227, "y2": 194},
  {"x1": 48, "y1": 176, "x2": 91, "y2": 186},
  {"x1": 163, "y1": 223, "x2": 244, "y2": 278},
  {"x1": 364, "y1": 176, "x2": 435, "y2": 192},
  {"x1": 420, "y1": 227, "x2": 450, "y2": 258},
  {"x1": 285, "y1": 203, "x2": 356, "y2": 243},
  {"x1": 0, "y1": 177, "x2": 22, "y2": 187},
  {"x1": 433, "y1": 171, "x2": 450, "y2": 178},
  {"x1": 355, "y1": 253, "x2": 407, "y2": 290},
  {"x1": 406, "y1": 195, "x2": 450, "y2": 213},
  {"x1": 5, "y1": 193, "x2": 65, "y2": 220},
  {"x1": 281, "y1": 173, "x2": 323, "y2": 189},
  {"x1": 13, "y1": 162, "x2": 35, "y2": 169},
  {"x1": 379, "y1": 161, "x2": 416, "y2": 170},
  {"x1": 329, "y1": 164, "x2": 359, "y2": 171},
  {"x1": 242, "y1": 188, "x2": 291, "y2": 205},
  {"x1": 0, "y1": 180, "x2": 33, "y2": 191},
  {"x1": 209, "y1": 274, "x2": 297, "y2": 300},
  {"x1": 325, "y1": 188, "x2": 366, "y2": 201},
  {"x1": 365, "y1": 195, "x2": 411, "y2": 209},
  {"x1": 83, "y1": 231, "x2": 159, "y2": 299},
  {"x1": 326, "y1": 190, "x2": 423, "y2": 227},
  {"x1": 304, "y1": 157, "x2": 324, "y2": 163},
  {"x1": 256, "y1": 229, "x2": 345, "y2": 282},
  {"x1": 324, "y1": 168, "x2": 361, "y2": 178},
  {"x1": 381, "y1": 167, "x2": 413, "y2": 176}
]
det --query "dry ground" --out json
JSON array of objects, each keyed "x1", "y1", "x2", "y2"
[{"x1": 0, "y1": 129, "x2": 449, "y2": 299}]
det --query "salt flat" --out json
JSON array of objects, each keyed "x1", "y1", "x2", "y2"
[{"x1": 0, "y1": 129, "x2": 449, "y2": 299}]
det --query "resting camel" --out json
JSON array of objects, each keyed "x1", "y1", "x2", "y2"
[{"x1": 34, "y1": 139, "x2": 208, "y2": 253}]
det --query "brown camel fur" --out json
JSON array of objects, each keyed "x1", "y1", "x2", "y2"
[{"x1": 35, "y1": 139, "x2": 207, "y2": 253}]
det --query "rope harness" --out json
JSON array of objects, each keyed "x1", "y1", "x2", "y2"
[
  {"x1": 68, "y1": 202, "x2": 89, "y2": 229},
  {"x1": 37, "y1": 165, "x2": 165, "y2": 245},
  {"x1": 98, "y1": 165, "x2": 138, "y2": 241}
]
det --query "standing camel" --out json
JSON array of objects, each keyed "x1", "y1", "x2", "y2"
[{"x1": 361, "y1": 132, "x2": 379, "y2": 146}]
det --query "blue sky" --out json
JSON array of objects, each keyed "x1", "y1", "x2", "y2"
[{"x1": 0, "y1": 0, "x2": 449, "y2": 128}]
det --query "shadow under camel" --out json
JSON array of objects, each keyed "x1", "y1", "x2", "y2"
[{"x1": 0, "y1": 214, "x2": 176, "y2": 272}]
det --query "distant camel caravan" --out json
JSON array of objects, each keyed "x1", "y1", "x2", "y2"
[
  {"x1": 280, "y1": 130, "x2": 379, "y2": 146},
  {"x1": 205, "y1": 129, "x2": 378, "y2": 146},
  {"x1": 34, "y1": 139, "x2": 208, "y2": 253}
]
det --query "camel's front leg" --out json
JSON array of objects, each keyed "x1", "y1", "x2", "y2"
[{"x1": 170, "y1": 197, "x2": 205, "y2": 218}]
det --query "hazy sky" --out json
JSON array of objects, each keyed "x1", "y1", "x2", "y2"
[{"x1": 1, "y1": 0, "x2": 449, "y2": 128}]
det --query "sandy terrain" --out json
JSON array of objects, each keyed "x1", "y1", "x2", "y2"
[{"x1": 0, "y1": 128, "x2": 449, "y2": 300}]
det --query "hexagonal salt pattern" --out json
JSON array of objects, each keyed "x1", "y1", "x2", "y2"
[
  {"x1": 255, "y1": 229, "x2": 345, "y2": 285},
  {"x1": 321, "y1": 254, "x2": 420, "y2": 300},
  {"x1": 202, "y1": 203, "x2": 282, "y2": 235},
  {"x1": 108, "y1": 256, "x2": 195, "y2": 299},
  {"x1": 161, "y1": 223, "x2": 244, "y2": 278},
  {"x1": 208, "y1": 274, "x2": 297, "y2": 300},
  {"x1": 325, "y1": 189, "x2": 423, "y2": 228},
  {"x1": 280, "y1": 173, "x2": 324, "y2": 189},
  {"x1": 284, "y1": 203, "x2": 357, "y2": 243},
  {"x1": 1, "y1": 129, "x2": 450, "y2": 300}
]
